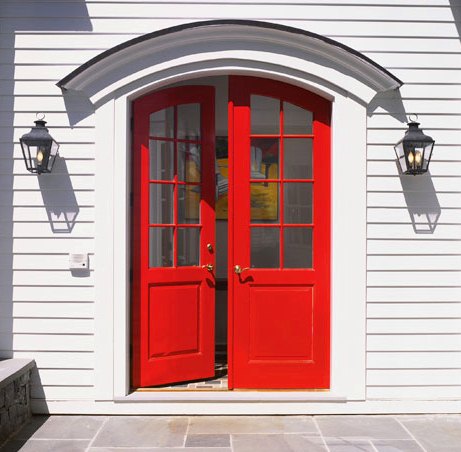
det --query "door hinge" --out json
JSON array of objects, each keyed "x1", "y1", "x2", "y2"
[
  {"x1": 129, "y1": 268, "x2": 133, "y2": 281},
  {"x1": 130, "y1": 192, "x2": 133, "y2": 208},
  {"x1": 130, "y1": 116, "x2": 134, "y2": 132}
]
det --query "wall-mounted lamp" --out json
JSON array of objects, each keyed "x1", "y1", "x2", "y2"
[
  {"x1": 394, "y1": 116, "x2": 435, "y2": 175},
  {"x1": 20, "y1": 113, "x2": 59, "y2": 174}
]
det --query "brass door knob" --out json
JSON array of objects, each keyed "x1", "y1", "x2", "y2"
[
  {"x1": 202, "y1": 263, "x2": 214, "y2": 272},
  {"x1": 234, "y1": 265, "x2": 250, "y2": 275}
]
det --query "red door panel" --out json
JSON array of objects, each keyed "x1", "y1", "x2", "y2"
[
  {"x1": 132, "y1": 86, "x2": 216, "y2": 388},
  {"x1": 229, "y1": 76, "x2": 331, "y2": 389}
]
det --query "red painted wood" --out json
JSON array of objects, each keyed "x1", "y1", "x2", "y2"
[
  {"x1": 132, "y1": 86, "x2": 215, "y2": 388},
  {"x1": 229, "y1": 76, "x2": 331, "y2": 389},
  {"x1": 227, "y1": 93, "x2": 235, "y2": 390}
]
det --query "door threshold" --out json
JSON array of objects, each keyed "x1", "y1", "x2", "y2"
[{"x1": 116, "y1": 391, "x2": 347, "y2": 403}]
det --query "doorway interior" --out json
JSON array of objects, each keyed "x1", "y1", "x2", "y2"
[{"x1": 131, "y1": 75, "x2": 331, "y2": 391}]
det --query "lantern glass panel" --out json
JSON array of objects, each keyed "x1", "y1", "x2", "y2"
[
  {"x1": 36, "y1": 143, "x2": 51, "y2": 173},
  {"x1": 403, "y1": 141, "x2": 434, "y2": 175},
  {"x1": 48, "y1": 139, "x2": 59, "y2": 172},
  {"x1": 394, "y1": 141, "x2": 408, "y2": 174},
  {"x1": 20, "y1": 141, "x2": 33, "y2": 172},
  {"x1": 422, "y1": 142, "x2": 434, "y2": 172}
]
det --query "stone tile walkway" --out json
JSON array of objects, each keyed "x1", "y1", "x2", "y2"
[{"x1": 2, "y1": 414, "x2": 461, "y2": 451}]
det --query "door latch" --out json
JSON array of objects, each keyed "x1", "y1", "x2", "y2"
[{"x1": 234, "y1": 265, "x2": 250, "y2": 275}]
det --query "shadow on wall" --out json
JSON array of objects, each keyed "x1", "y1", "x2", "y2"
[
  {"x1": 397, "y1": 164, "x2": 441, "y2": 234},
  {"x1": 62, "y1": 90, "x2": 95, "y2": 129},
  {"x1": 449, "y1": 1, "x2": 461, "y2": 41},
  {"x1": 367, "y1": 89, "x2": 407, "y2": 123},
  {"x1": 0, "y1": 1, "x2": 91, "y2": 362},
  {"x1": 367, "y1": 89, "x2": 441, "y2": 234},
  {"x1": 37, "y1": 157, "x2": 80, "y2": 233}
]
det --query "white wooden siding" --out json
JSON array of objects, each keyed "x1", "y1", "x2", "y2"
[{"x1": 0, "y1": 0, "x2": 460, "y2": 407}]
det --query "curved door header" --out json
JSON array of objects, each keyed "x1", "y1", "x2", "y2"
[{"x1": 58, "y1": 20, "x2": 403, "y2": 105}]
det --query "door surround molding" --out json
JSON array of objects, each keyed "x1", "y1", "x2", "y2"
[
  {"x1": 93, "y1": 75, "x2": 368, "y2": 408},
  {"x1": 72, "y1": 22, "x2": 383, "y2": 409}
]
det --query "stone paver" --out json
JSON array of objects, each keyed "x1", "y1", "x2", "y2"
[
  {"x1": 2, "y1": 439, "x2": 90, "y2": 452},
  {"x1": 185, "y1": 433, "x2": 231, "y2": 447},
  {"x1": 398, "y1": 415, "x2": 461, "y2": 452},
  {"x1": 88, "y1": 449, "x2": 231, "y2": 452},
  {"x1": 13, "y1": 415, "x2": 106, "y2": 440},
  {"x1": 91, "y1": 416, "x2": 188, "y2": 447},
  {"x1": 372, "y1": 439, "x2": 425, "y2": 451},
  {"x1": 324, "y1": 438, "x2": 375, "y2": 452},
  {"x1": 232, "y1": 434, "x2": 326, "y2": 452},
  {"x1": 189, "y1": 415, "x2": 319, "y2": 434},
  {"x1": 2, "y1": 414, "x2": 461, "y2": 451},
  {"x1": 316, "y1": 415, "x2": 411, "y2": 440}
]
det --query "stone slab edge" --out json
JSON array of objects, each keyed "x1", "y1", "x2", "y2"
[{"x1": 0, "y1": 359, "x2": 36, "y2": 390}]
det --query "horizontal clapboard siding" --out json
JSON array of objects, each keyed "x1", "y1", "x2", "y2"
[
  {"x1": 362, "y1": 1, "x2": 461, "y2": 400},
  {"x1": 0, "y1": 0, "x2": 98, "y2": 402},
  {"x1": 0, "y1": 0, "x2": 460, "y2": 405}
]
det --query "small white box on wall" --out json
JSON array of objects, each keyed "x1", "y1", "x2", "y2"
[{"x1": 69, "y1": 253, "x2": 89, "y2": 270}]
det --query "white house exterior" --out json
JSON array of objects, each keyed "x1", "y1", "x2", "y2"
[{"x1": 1, "y1": 0, "x2": 461, "y2": 415}]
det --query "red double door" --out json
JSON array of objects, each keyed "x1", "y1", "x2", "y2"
[{"x1": 132, "y1": 77, "x2": 331, "y2": 389}]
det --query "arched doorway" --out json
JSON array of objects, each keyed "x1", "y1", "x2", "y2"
[
  {"x1": 58, "y1": 20, "x2": 401, "y2": 403},
  {"x1": 131, "y1": 75, "x2": 331, "y2": 390}
]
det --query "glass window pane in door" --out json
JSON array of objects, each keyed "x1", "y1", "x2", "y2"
[
  {"x1": 284, "y1": 183, "x2": 313, "y2": 224},
  {"x1": 251, "y1": 95, "x2": 279, "y2": 134},
  {"x1": 178, "y1": 143, "x2": 201, "y2": 183},
  {"x1": 177, "y1": 103, "x2": 200, "y2": 140},
  {"x1": 250, "y1": 138, "x2": 279, "y2": 180},
  {"x1": 251, "y1": 183, "x2": 279, "y2": 224},
  {"x1": 284, "y1": 139, "x2": 313, "y2": 179},
  {"x1": 149, "y1": 107, "x2": 174, "y2": 138},
  {"x1": 149, "y1": 183, "x2": 174, "y2": 224},
  {"x1": 149, "y1": 140, "x2": 174, "y2": 180},
  {"x1": 178, "y1": 185, "x2": 200, "y2": 224},
  {"x1": 283, "y1": 102, "x2": 313, "y2": 134},
  {"x1": 149, "y1": 227, "x2": 173, "y2": 267},
  {"x1": 284, "y1": 228, "x2": 313, "y2": 268},
  {"x1": 251, "y1": 227, "x2": 280, "y2": 268},
  {"x1": 177, "y1": 227, "x2": 200, "y2": 266}
]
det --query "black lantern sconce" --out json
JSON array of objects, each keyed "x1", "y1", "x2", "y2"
[
  {"x1": 20, "y1": 113, "x2": 59, "y2": 174},
  {"x1": 394, "y1": 116, "x2": 435, "y2": 175}
]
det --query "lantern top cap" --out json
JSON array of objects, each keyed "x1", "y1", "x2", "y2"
[
  {"x1": 34, "y1": 113, "x2": 47, "y2": 128},
  {"x1": 406, "y1": 114, "x2": 424, "y2": 130},
  {"x1": 34, "y1": 119, "x2": 47, "y2": 128},
  {"x1": 400, "y1": 119, "x2": 434, "y2": 145}
]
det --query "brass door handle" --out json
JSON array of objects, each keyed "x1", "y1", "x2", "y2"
[
  {"x1": 234, "y1": 265, "x2": 250, "y2": 275},
  {"x1": 202, "y1": 263, "x2": 214, "y2": 272}
]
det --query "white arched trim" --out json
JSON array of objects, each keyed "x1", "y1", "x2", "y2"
[{"x1": 58, "y1": 20, "x2": 402, "y2": 106}]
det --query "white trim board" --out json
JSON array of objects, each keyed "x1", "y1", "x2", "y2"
[{"x1": 32, "y1": 399, "x2": 461, "y2": 415}]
